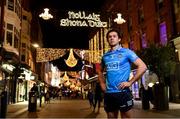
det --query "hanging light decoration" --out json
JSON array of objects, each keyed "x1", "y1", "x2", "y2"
[
  {"x1": 114, "y1": 13, "x2": 126, "y2": 24},
  {"x1": 63, "y1": 71, "x2": 69, "y2": 82},
  {"x1": 39, "y1": 8, "x2": 53, "y2": 20},
  {"x1": 65, "y1": 80, "x2": 71, "y2": 86},
  {"x1": 70, "y1": 83, "x2": 75, "y2": 89},
  {"x1": 65, "y1": 49, "x2": 78, "y2": 67},
  {"x1": 36, "y1": 48, "x2": 102, "y2": 63}
]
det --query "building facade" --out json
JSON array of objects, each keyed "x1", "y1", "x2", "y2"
[
  {"x1": 89, "y1": 0, "x2": 180, "y2": 101},
  {"x1": 0, "y1": 0, "x2": 45, "y2": 106}
]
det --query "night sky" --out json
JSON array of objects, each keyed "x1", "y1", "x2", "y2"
[
  {"x1": 30, "y1": 0, "x2": 107, "y2": 70},
  {"x1": 30, "y1": 0, "x2": 107, "y2": 49}
]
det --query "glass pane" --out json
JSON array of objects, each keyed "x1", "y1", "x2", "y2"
[
  {"x1": 159, "y1": 22, "x2": 167, "y2": 45},
  {"x1": 7, "y1": 31, "x2": 13, "y2": 46},
  {"x1": 7, "y1": 23, "x2": 13, "y2": 30},
  {"x1": 8, "y1": 0, "x2": 14, "y2": 11},
  {"x1": 14, "y1": 35, "x2": 19, "y2": 48}
]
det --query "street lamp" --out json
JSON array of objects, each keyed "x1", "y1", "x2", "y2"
[{"x1": 32, "y1": 43, "x2": 39, "y2": 48}]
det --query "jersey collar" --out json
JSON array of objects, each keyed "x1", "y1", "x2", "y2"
[{"x1": 110, "y1": 45, "x2": 122, "y2": 52}]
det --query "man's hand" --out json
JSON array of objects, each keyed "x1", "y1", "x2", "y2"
[
  {"x1": 100, "y1": 83, "x2": 106, "y2": 92},
  {"x1": 119, "y1": 81, "x2": 132, "y2": 89}
]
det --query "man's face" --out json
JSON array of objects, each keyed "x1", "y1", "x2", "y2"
[{"x1": 107, "y1": 31, "x2": 121, "y2": 47}]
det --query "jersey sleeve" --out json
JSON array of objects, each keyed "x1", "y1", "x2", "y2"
[{"x1": 127, "y1": 49, "x2": 139, "y2": 63}]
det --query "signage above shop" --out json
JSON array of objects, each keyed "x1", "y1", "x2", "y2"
[{"x1": 60, "y1": 11, "x2": 108, "y2": 27}]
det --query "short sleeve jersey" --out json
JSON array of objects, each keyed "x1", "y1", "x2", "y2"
[{"x1": 102, "y1": 47, "x2": 138, "y2": 93}]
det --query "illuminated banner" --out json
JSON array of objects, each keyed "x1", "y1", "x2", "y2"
[{"x1": 60, "y1": 11, "x2": 108, "y2": 27}]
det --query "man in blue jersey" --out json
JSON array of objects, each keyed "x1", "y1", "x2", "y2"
[{"x1": 98, "y1": 29, "x2": 147, "y2": 118}]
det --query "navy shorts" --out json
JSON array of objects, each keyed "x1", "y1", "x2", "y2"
[{"x1": 104, "y1": 91, "x2": 133, "y2": 112}]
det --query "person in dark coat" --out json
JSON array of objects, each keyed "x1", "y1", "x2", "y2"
[
  {"x1": 87, "y1": 89, "x2": 94, "y2": 108},
  {"x1": 31, "y1": 83, "x2": 38, "y2": 93},
  {"x1": 93, "y1": 82, "x2": 103, "y2": 113}
]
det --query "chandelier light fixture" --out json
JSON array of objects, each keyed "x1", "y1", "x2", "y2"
[
  {"x1": 114, "y1": 13, "x2": 126, "y2": 24},
  {"x1": 39, "y1": 8, "x2": 53, "y2": 20},
  {"x1": 65, "y1": 49, "x2": 78, "y2": 67},
  {"x1": 63, "y1": 71, "x2": 69, "y2": 81},
  {"x1": 65, "y1": 80, "x2": 71, "y2": 86}
]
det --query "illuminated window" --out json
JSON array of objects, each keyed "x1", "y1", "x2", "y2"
[
  {"x1": 159, "y1": 22, "x2": 167, "y2": 46},
  {"x1": 141, "y1": 33, "x2": 147, "y2": 48}
]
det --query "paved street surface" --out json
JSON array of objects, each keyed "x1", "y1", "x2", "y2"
[{"x1": 6, "y1": 98, "x2": 180, "y2": 118}]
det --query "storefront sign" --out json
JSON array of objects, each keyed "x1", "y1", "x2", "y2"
[{"x1": 60, "y1": 11, "x2": 108, "y2": 27}]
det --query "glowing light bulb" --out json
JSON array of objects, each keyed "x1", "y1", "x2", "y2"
[{"x1": 39, "y1": 8, "x2": 53, "y2": 20}]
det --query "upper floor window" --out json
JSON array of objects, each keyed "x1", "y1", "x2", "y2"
[
  {"x1": 158, "y1": 0, "x2": 164, "y2": 9},
  {"x1": 159, "y1": 22, "x2": 167, "y2": 46},
  {"x1": 138, "y1": 6, "x2": 144, "y2": 24},
  {"x1": 7, "y1": 23, "x2": 13, "y2": 30},
  {"x1": 127, "y1": 0, "x2": 132, "y2": 10},
  {"x1": 141, "y1": 33, "x2": 147, "y2": 48},
  {"x1": 0, "y1": 7, "x2": 1, "y2": 24},
  {"x1": 21, "y1": 54, "x2": 25, "y2": 62},
  {"x1": 23, "y1": 15, "x2": 27, "y2": 20},
  {"x1": 129, "y1": 35, "x2": 135, "y2": 50},
  {"x1": 14, "y1": 35, "x2": 19, "y2": 48},
  {"x1": 174, "y1": 0, "x2": 180, "y2": 13},
  {"x1": 6, "y1": 23, "x2": 13, "y2": 46},
  {"x1": 6, "y1": 31, "x2": 13, "y2": 46},
  {"x1": 7, "y1": 0, "x2": 14, "y2": 11},
  {"x1": 127, "y1": 17, "x2": 133, "y2": 32},
  {"x1": 15, "y1": 0, "x2": 21, "y2": 19},
  {"x1": 22, "y1": 43, "x2": 26, "y2": 48}
]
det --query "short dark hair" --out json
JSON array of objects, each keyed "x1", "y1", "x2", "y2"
[{"x1": 106, "y1": 29, "x2": 123, "y2": 39}]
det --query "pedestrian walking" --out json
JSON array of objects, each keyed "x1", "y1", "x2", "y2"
[
  {"x1": 58, "y1": 90, "x2": 63, "y2": 100},
  {"x1": 30, "y1": 83, "x2": 38, "y2": 93},
  {"x1": 87, "y1": 89, "x2": 94, "y2": 108},
  {"x1": 93, "y1": 82, "x2": 103, "y2": 113},
  {"x1": 45, "y1": 90, "x2": 50, "y2": 104},
  {"x1": 98, "y1": 29, "x2": 147, "y2": 118}
]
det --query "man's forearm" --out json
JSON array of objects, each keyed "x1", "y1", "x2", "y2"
[
  {"x1": 98, "y1": 72, "x2": 106, "y2": 92},
  {"x1": 129, "y1": 66, "x2": 147, "y2": 85}
]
